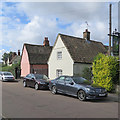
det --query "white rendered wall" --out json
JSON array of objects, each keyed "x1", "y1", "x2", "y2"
[{"x1": 48, "y1": 35, "x2": 74, "y2": 79}]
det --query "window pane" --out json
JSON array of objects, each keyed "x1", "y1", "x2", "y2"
[
  {"x1": 56, "y1": 69, "x2": 62, "y2": 77},
  {"x1": 57, "y1": 51, "x2": 62, "y2": 60}
]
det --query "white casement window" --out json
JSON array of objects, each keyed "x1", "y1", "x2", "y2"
[
  {"x1": 56, "y1": 69, "x2": 62, "y2": 77},
  {"x1": 57, "y1": 51, "x2": 62, "y2": 60}
]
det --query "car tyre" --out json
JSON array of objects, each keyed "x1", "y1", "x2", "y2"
[
  {"x1": 23, "y1": 81, "x2": 27, "y2": 87},
  {"x1": 51, "y1": 86, "x2": 57, "y2": 94},
  {"x1": 35, "y1": 83, "x2": 39, "y2": 90},
  {"x1": 77, "y1": 90, "x2": 86, "y2": 101}
]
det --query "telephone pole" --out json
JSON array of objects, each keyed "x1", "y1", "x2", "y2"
[{"x1": 108, "y1": 4, "x2": 112, "y2": 56}]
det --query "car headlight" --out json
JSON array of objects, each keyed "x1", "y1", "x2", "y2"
[
  {"x1": 86, "y1": 88, "x2": 91, "y2": 91},
  {"x1": 86, "y1": 88, "x2": 95, "y2": 93}
]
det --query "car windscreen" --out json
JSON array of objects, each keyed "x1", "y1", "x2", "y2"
[
  {"x1": 3, "y1": 72, "x2": 12, "y2": 76},
  {"x1": 72, "y1": 77, "x2": 90, "y2": 84},
  {"x1": 35, "y1": 74, "x2": 48, "y2": 80}
]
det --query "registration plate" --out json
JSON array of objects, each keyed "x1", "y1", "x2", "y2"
[{"x1": 99, "y1": 93, "x2": 106, "y2": 96}]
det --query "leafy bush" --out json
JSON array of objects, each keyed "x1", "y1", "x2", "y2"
[
  {"x1": 92, "y1": 53, "x2": 119, "y2": 91},
  {"x1": 2, "y1": 61, "x2": 20, "y2": 77},
  {"x1": 91, "y1": 83, "x2": 101, "y2": 88},
  {"x1": 82, "y1": 67, "x2": 92, "y2": 81}
]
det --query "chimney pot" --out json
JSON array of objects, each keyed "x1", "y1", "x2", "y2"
[
  {"x1": 83, "y1": 29, "x2": 90, "y2": 41},
  {"x1": 43, "y1": 37, "x2": 50, "y2": 46},
  {"x1": 18, "y1": 50, "x2": 20, "y2": 56}
]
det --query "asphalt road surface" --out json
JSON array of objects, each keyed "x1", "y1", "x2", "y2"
[{"x1": 1, "y1": 80, "x2": 119, "y2": 118}]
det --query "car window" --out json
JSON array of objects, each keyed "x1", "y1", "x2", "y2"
[
  {"x1": 43, "y1": 75, "x2": 48, "y2": 80},
  {"x1": 3, "y1": 72, "x2": 12, "y2": 76},
  {"x1": 72, "y1": 77, "x2": 87, "y2": 84},
  {"x1": 57, "y1": 76, "x2": 65, "y2": 83},
  {"x1": 31, "y1": 74, "x2": 35, "y2": 79},
  {"x1": 65, "y1": 77, "x2": 73, "y2": 83},
  {"x1": 35, "y1": 74, "x2": 43, "y2": 79},
  {"x1": 26, "y1": 74, "x2": 31, "y2": 79}
]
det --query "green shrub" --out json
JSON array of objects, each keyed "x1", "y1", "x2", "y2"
[
  {"x1": 2, "y1": 61, "x2": 20, "y2": 77},
  {"x1": 91, "y1": 83, "x2": 101, "y2": 88},
  {"x1": 92, "y1": 53, "x2": 119, "y2": 92}
]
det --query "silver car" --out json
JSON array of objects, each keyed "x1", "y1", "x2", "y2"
[{"x1": 0, "y1": 71, "x2": 15, "y2": 82}]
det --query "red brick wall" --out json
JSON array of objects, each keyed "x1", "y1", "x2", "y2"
[{"x1": 30, "y1": 64, "x2": 48, "y2": 76}]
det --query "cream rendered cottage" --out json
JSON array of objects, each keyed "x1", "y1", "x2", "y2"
[{"x1": 48, "y1": 29, "x2": 107, "y2": 79}]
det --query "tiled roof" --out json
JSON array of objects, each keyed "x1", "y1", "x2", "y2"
[
  {"x1": 59, "y1": 34, "x2": 107, "y2": 63},
  {"x1": 9, "y1": 55, "x2": 21, "y2": 64},
  {"x1": 24, "y1": 44, "x2": 52, "y2": 65}
]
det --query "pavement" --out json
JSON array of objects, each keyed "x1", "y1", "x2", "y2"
[{"x1": 1, "y1": 79, "x2": 119, "y2": 119}]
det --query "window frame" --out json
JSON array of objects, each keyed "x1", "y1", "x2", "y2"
[
  {"x1": 56, "y1": 69, "x2": 62, "y2": 77},
  {"x1": 57, "y1": 51, "x2": 62, "y2": 60}
]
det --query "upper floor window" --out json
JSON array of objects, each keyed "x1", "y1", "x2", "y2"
[{"x1": 57, "y1": 51, "x2": 62, "y2": 60}]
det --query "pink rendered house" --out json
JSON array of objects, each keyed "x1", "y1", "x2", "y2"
[{"x1": 21, "y1": 37, "x2": 52, "y2": 77}]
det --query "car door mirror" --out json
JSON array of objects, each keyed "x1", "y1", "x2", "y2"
[
  {"x1": 69, "y1": 82, "x2": 74, "y2": 85},
  {"x1": 32, "y1": 77, "x2": 35, "y2": 80}
]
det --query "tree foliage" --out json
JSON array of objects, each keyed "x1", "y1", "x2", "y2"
[
  {"x1": 2, "y1": 61, "x2": 20, "y2": 77},
  {"x1": 2, "y1": 52, "x2": 13, "y2": 64},
  {"x1": 92, "y1": 53, "x2": 119, "y2": 91}
]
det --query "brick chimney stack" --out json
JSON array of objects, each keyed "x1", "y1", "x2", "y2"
[
  {"x1": 18, "y1": 50, "x2": 20, "y2": 56},
  {"x1": 43, "y1": 37, "x2": 50, "y2": 46},
  {"x1": 83, "y1": 29, "x2": 90, "y2": 40}
]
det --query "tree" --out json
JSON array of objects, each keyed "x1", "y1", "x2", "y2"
[
  {"x1": 92, "y1": 53, "x2": 119, "y2": 91},
  {"x1": 2, "y1": 52, "x2": 13, "y2": 65}
]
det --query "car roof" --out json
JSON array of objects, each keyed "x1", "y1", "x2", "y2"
[
  {"x1": 59, "y1": 75, "x2": 72, "y2": 77},
  {"x1": 30, "y1": 74, "x2": 45, "y2": 76},
  {"x1": 1, "y1": 71, "x2": 12, "y2": 73}
]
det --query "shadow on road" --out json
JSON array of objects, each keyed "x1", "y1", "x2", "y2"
[
  {"x1": 55, "y1": 93, "x2": 118, "y2": 103},
  {"x1": 1, "y1": 80, "x2": 19, "y2": 83}
]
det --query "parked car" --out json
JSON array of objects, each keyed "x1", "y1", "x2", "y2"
[
  {"x1": 0, "y1": 71, "x2": 15, "y2": 82},
  {"x1": 23, "y1": 74, "x2": 49, "y2": 90},
  {"x1": 49, "y1": 75, "x2": 108, "y2": 101}
]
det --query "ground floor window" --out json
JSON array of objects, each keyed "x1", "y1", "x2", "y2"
[{"x1": 56, "y1": 69, "x2": 62, "y2": 77}]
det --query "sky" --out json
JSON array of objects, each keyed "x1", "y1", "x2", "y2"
[{"x1": 0, "y1": 0, "x2": 119, "y2": 61}]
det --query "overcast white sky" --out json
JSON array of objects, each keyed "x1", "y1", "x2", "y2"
[{"x1": 0, "y1": 0, "x2": 119, "y2": 61}]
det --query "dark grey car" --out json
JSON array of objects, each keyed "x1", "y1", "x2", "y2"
[
  {"x1": 49, "y1": 76, "x2": 108, "y2": 101},
  {"x1": 23, "y1": 74, "x2": 49, "y2": 90}
]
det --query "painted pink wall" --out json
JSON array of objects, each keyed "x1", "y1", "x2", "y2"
[{"x1": 21, "y1": 46, "x2": 30, "y2": 77}]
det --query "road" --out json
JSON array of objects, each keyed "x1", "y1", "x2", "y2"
[{"x1": 1, "y1": 80, "x2": 119, "y2": 118}]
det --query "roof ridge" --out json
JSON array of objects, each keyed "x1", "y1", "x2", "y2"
[
  {"x1": 59, "y1": 33, "x2": 84, "y2": 40},
  {"x1": 24, "y1": 43, "x2": 44, "y2": 47},
  {"x1": 24, "y1": 43, "x2": 53, "y2": 47},
  {"x1": 59, "y1": 33, "x2": 103, "y2": 44}
]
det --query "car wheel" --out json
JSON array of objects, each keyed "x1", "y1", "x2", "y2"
[
  {"x1": 51, "y1": 86, "x2": 57, "y2": 94},
  {"x1": 35, "y1": 83, "x2": 39, "y2": 90},
  {"x1": 23, "y1": 81, "x2": 27, "y2": 87},
  {"x1": 77, "y1": 90, "x2": 86, "y2": 101}
]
